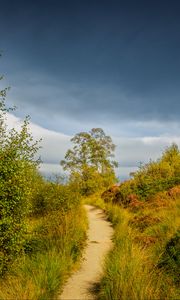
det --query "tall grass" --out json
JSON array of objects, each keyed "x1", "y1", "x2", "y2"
[
  {"x1": 88, "y1": 193, "x2": 180, "y2": 300},
  {"x1": 0, "y1": 206, "x2": 88, "y2": 300}
]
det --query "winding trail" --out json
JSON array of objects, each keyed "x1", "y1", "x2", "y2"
[{"x1": 59, "y1": 204, "x2": 113, "y2": 299}]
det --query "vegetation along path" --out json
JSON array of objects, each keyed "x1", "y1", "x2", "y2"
[{"x1": 59, "y1": 204, "x2": 113, "y2": 299}]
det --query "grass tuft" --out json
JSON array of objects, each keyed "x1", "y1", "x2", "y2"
[
  {"x1": 87, "y1": 191, "x2": 180, "y2": 300},
  {"x1": 0, "y1": 206, "x2": 88, "y2": 300}
]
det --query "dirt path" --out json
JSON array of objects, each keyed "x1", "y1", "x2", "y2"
[{"x1": 59, "y1": 204, "x2": 113, "y2": 300}]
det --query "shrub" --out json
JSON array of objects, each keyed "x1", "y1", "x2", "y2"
[
  {"x1": 101, "y1": 185, "x2": 120, "y2": 203},
  {"x1": 129, "y1": 215, "x2": 161, "y2": 232},
  {"x1": 102, "y1": 144, "x2": 180, "y2": 207},
  {"x1": 158, "y1": 230, "x2": 180, "y2": 284},
  {"x1": 0, "y1": 96, "x2": 40, "y2": 275},
  {"x1": 31, "y1": 180, "x2": 81, "y2": 216}
]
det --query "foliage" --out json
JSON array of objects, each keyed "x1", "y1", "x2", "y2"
[
  {"x1": 158, "y1": 230, "x2": 180, "y2": 284},
  {"x1": 133, "y1": 144, "x2": 180, "y2": 200},
  {"x1": 89, "y1": 188, "x2": 180, "y2": 300},
  {"x1": 0, "y1": 67, "x2": 87, "y2": 299},
  {"x1": 102, "y1": 144, "x2": 180, "y2": 206},
  {"x1": 0, "y1": 206, "x2": 88, "y2": 299},
  {"x1": 31, "y1": 178, "x2": 81, "y2": 215},
  {"x1": 61, "y1": 128, "x2": 118, "y2": 195},
  {"x1": 0, "y1": 83, "x2": 40, "y2": 275}
]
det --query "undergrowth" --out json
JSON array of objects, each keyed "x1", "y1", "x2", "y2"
[
  {"x1": 0, "y1": 206, "x2": 88, "y2": 300},
  {"x1": 86, "y1": 190, "x2": 180, "y2": 300}
]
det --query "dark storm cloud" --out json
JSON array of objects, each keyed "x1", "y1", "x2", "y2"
[
  {"x1": 0, "y1": 0, "x2": 180, "y2": 125},
  {"x1": 6, "y1": 75, "x2": 180, "y2": 125}
]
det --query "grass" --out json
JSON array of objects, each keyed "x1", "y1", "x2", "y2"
[
  {"x1": 0, "y1": 205, "x2": 88, "y2": 300},
  {"x1": 0, "y1": 185, "x2": 179, "y2": 299},
  {"x1": 86, "y1": 190, "x2": 180, "y2": 300},
  {"x1": 83, "y1": 192, "x2": 106, "y2": 209}
]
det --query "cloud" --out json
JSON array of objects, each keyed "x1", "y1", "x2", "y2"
[
  {"x1": 39, "y1": 163, "x2": 63, "y2": 177},
  {"x1": 5, "y1": 113, "x2": 180, "y2": 180},
  {"x1": 3, "y1": 69, "x2": 179, "y2": 136},
  {"x1": 1, "y1": 0, "x2": 180, "y2": 181},
  {"x1": 1, "y1": 0, "x2": 180, "y2": 136},
  {"x1": 114, "y1": 135, "x2": 180, "y2": 168},
  {"x1": 6, "y1": 112, "x2": 71, "y2": 173}
]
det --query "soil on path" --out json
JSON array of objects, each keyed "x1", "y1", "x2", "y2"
[{"x1": 59, "y1": 204, "x2": 113, "y2": 300}]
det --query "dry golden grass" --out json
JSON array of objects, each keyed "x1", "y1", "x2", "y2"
[
  {"x1": 86, "y1": 188, "x2": 180, "y2": 300},
  {"x1": 0, "y1": 206, "x2": 88, "y2": 300}
]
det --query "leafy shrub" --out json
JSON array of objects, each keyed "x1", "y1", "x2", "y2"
[
  {"x1": 158, "y1": 230, "x2": 180, "y2": 284},
  {"x1": 101, "y1": 185, "x2": 120, "y2": 203},
  {"x1": 0, "y1": 93, "x2": 40, "y2": 275},
  {"x1": 102, "y1": 144, "x2": 180, "y2": 207},
  {"x1": 133, "y1": 144, "x2": 180, "y2": 200},
  {"x1": 129, "y1": 215, "x2": 161, "y2": 232},
  {"x1": 31, "y1": 180, "x2": 81, "y2": 215},
  {"x1": 168, "y1": 185, "x2": 180, "y2": 199}
]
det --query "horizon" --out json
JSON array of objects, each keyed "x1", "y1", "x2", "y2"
[{"x1": 1, "y1": 0, "x2": 180, "y2": 179}]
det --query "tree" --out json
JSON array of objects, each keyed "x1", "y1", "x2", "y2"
[{"x1": 60, "y1": 128, "x2": 118, "y2": 195}]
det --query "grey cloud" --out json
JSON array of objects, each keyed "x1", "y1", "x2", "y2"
[
  {"x1": 6, "y1": 73, "x2": 180, "y2": 134},
  {"x1": 1, "y1": 0, "x2": 180, "y2": 130},
  {"x1": 114, "y1": 136, "x2": 180, "y2": 170},
  {"x1": 6, "y1": 113, "x2": 180, "y2": 180}
]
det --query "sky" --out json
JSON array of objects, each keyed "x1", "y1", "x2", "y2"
[{"x1": 0, "y1": 0, "x2": 180, "y2": 179}]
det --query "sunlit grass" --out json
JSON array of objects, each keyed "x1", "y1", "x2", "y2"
[
  {"x1": 0, "y1": 206, "x2": 88, "y2": 300},
  {"x1": 87, "y1": 193, "x2": 180, "y2": 300},
  {"x1": 83, "y1": 192, "x2": 106, "y2": 209}
]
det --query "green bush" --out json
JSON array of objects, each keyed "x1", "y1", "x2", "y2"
[
  {"x1": 104, "y1": 144, "x2": 180, "y2": 207},
  {"x1": 31, "y1": 179, "x2": 81, "y2": 215},
  {"x1": 0, "y1": 93, "x2": 40, "y2": 275},
  {"x1": 133, "y1": 144, "x2": 180, "y2": 200},
  {"x1": 158, "y1": 230, "x2": 180, "y2": 284}
]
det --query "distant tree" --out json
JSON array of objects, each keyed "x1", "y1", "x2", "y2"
[{"x1": 60, "y1": 128, "x2": 118, "y2": 195}]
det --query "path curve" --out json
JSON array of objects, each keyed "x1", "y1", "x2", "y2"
[{"x1": 59, "y1": 204, "x2": 113, "y2": 299}]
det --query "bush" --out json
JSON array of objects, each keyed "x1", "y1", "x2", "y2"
[
  {"x1": 158, "y1": 230, "x2": 180, "y2": 284},
  {"x1": 31, "y1": 180, "x2": 81, "y2": 216},
  {"x1": 102, "y1": 144, "x2": 180, "y2": 207},
  {"x1": 101, "y1": 185, "x2": 120, "y2": 203},
  {"x1": 0, "y1": 96, "x2": 40, "y2": 275},
  {"x1": 133, "y1": 144, "x2": 180, "y2": 200},
  {"x1": 129, "y1": 215, "x2": 161, "y2": 232}
]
